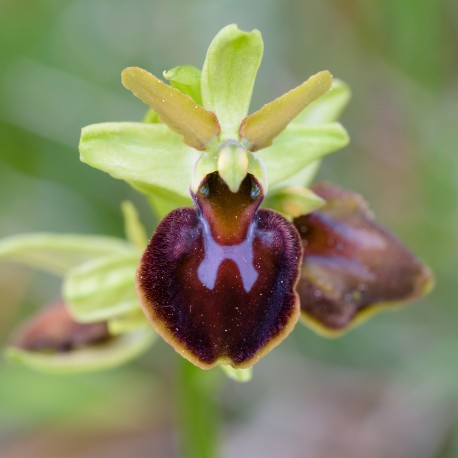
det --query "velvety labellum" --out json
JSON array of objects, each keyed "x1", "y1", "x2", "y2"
[
  {"x1": 294, "y1": 183, "x2": 433, "y2": 335},
  {"x1": 137, "y1": 173, "x2": 302, "y2": 368}
]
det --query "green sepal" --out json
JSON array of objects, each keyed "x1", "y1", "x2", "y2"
[
  {"x1": 270, "y1": 161, "x2": 322, "y2": 191},
  {"x1": 220, "y1": 365, "x2": 252, "y2": 383},
  {"x1": 121, "y1": 200, "x2": 148, "y2": 249},
  {"x1": 0, "y1": 233, "x2": 131, "y2": 275},
  {"x1": 201, "y1": 24, "x2": 263, "y2": 139},
  {"x1": 275, "y1": 79, "x2": 351, "y2": 188},
  {"x1": 79, "y1": 122, "x2": 199, "y2": 199},
  {"x1": 164, "y1": 65, "x2": 203, "y2": 105},
  {"x1": 263, "y1": 186, "x2": 325, "y2": 218},
  {"x1": 64, "y1": 251, "x2": 140, "y2": 323},
  {"x1": 5, "y1": 329, "x2": 155, "y2": 375},
  {"x1": 261, "y1": 123, "x2": 349, "y2": 186},
  {"x1": 145, "y1": 188, "x2": 192, "y2": 219},
  {"x1": 108, "y1": 310, "x2": 149, "y2": 335}
]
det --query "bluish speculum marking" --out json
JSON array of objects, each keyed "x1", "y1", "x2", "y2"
[{"x1": 198, "y1": 218, "x2": 258, "y2": 292}]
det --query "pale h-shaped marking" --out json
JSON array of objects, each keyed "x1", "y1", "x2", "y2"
[{"x1": 197, "y1": 218, "x2": 258, "y2": 293}]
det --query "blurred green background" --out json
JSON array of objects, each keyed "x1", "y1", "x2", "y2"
[{"x1": 0, "y1": 1, "x2": 457, "y2": 457}]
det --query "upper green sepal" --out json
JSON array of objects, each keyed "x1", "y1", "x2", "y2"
[{"x1": 201, "y1": 24, "x2": 263, "y2": 139}]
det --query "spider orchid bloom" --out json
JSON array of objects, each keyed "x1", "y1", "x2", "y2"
[
  {"x1": 77, "y1": 24, "x2": 431, "y2": 370},
  {"x1": 76, "y1": 24, "x2": 351, "y2": 369}
]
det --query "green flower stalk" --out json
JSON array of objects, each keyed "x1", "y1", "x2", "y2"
[{"x1": 0, "y1": 25, "x2": 432, "y2": 377}]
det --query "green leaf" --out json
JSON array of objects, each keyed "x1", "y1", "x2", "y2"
[
  {"x1": 201, "y1": 24, "x2": 263, "y2": 139},
  {"x1": 122, "y1": 67, "x2": 220, "y2": 150},
  {"x1": 0, "y1": 233, "x2": 130, "y2": 275},
  {"x1": 5, "y1": 329, "x2": 155, "y2": 375},
  {"x1": 261, "y1": 123, "x2": 349, "y2": 186},
  {"x1": 64, "y1": 251, "x2": 140, "y2": 323},
  {"x1": 263, "y1": 186, "x2": 325, "y2": 218},
  {"x1": 164, "y1": 65, "x2": 203, "y2": 105},
  {"x1": 240, "y1": 71, "x2": 333, "y2": 151},
  {"x1": 79, "y1": 122, "x2": 199, "y2": 199},
  {"x1": 121, "y1": 201, "x2": 148, "y2": 249},
  {"x1": 220, "y1": 365, "x2": 252, "y2": 383},
  {"x1": 293, "y1": 79, "x2": 351, "y2": 125}
]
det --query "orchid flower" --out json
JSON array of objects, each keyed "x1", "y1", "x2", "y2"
[
  {"x1": 1, "y1": 203, "x2": 156, "y2": 374},
  {"x1": 1, "y1": 25, "x2": 432, "y2": 378}
]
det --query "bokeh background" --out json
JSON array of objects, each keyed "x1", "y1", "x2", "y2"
[{"x1": 0, "y1": 1, "x2": 457, "y2": 457}]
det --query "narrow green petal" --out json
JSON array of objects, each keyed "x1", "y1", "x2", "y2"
[
  {"x1": 121, "y1": 201, "x2": 148, "y2": 250},
  {"x1": 64, "y1": 252, "x2": 140, "y2": 323},
  {"x1": 5, "y1": 329, "x2": 155, "y2": 375},
  {"x1": 164, "y1": 65, "x2": 203, "y2": 105},
  {"x1": 261, "y1": 123, "x2": 349, "y2": 186},
  {"x1": 201, "y1": 24, "x2": 263, "y2": 139},
  {"x1": 263, "y1": 187, "x2": 325, "y2": 218},
  {"x1": 79, "y1": 122, "x2": 198, "y2": 199},
  {"x1": 122, "y1": 67, "x2": 220, "y2": 150},
  {"x1": 220, "y1": 365, "x2": 253, "y2": 383},
  {"x1": 293, "y1": 79, "x2": 351, "y2": 125},
  {"x1": 0, "y1": 233, "x2": 130, "y2": 275},
  {"x1": 240, "y1": 71, "x2": 333, "y2": 151}
]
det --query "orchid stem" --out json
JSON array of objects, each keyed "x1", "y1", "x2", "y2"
[{"x1": 177, "y1": 358, "x2": 221, "y2": 458}]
